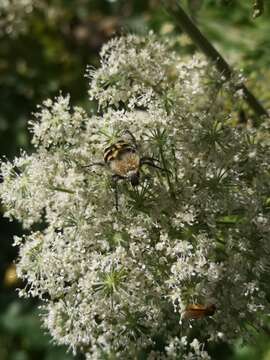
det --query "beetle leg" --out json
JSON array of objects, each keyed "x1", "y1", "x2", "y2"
[
  {"x1": 140, "y1": 156, "x2": 160, "y2": 163},
  {"x1": 140, "y1": 158, "x2": 171, "y2": 174}
]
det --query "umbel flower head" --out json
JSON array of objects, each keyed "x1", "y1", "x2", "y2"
[{"x1": 1, "y1": 33, "x2": 270, "y2": 359}]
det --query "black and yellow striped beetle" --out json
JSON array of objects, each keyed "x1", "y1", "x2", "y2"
[{"x1": 85, "y1": 130, "x2": 167, "y2": 209}]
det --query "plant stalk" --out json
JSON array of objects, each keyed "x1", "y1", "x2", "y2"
[
  {"x1": 162, "y1": 0, "x2": 269, "y2": 118},
  {"x1": 159, "y1": 144, "x2": 175, "y2": 199},
  {"x1": 49, "y1": 186, "x2": 75, "y2": 194}
]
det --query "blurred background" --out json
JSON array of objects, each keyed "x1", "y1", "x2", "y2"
[{"x1": 0, "y1": 1, "x2": 270, "y2": 359}]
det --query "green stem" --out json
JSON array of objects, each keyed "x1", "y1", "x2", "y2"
[
  {"x1": 170, "y1": 145, "x2": 178, "y2": 184},
  {"x1": 159, "y1": 143, "x2": 175, "y2": 199},
  {"x1": 162, "y1": 0, "x2": 269, "y2": 119},
  {"x1": 49, "y1": 186, "x2": 75, "y2": 194}
]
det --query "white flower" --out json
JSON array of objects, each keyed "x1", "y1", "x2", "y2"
[{"x1": 1, "y1": 34, "x2": 270, "y2": 358}]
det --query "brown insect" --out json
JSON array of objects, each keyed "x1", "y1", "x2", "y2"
[
  {"x1": 85, "y1": 130, "x2": 167, "y2": 209},
  {"x1": 182, "y1": 304, "x2": 216, "y2": 320},
  {"x1": 103, "y1": 139, "x2": 142, "y2": 187}
]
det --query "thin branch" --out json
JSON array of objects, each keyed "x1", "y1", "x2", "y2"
[{"x1": 162, "y1": 0, "x2": 269, "y2": 119}]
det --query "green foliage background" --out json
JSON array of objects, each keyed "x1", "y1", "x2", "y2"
[{"x1": 0, "y1": 1, "x2": 269, "y2": 359}]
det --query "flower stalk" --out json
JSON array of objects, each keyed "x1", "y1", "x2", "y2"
[
  {"x1": 162, "y1": 0, "x2": 269, "y2": 119},
  {"x1": 49, "y1": 186, "x2": 75, "y2": 194}
]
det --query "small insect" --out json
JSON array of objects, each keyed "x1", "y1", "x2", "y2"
[
  {"x1": 103, "y1": 139, "x2": 141, "y2": 187},
  {"x1": 4, "y1": 263, "x2": 19, "y2": 288},
  {"x1": 182, "y1": 303, "x2": 216, "y2": 320},
  {"x1": 85, "y1": 130, "x2": 168, "y2": 209}
]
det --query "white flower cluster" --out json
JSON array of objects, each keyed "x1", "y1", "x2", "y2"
[
  {"x1": 1, "y1": 34, "x2": 270, "y2": 359},
  {"x1": 0, "y1": 0, "x2": 38, "y2": 35}
]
